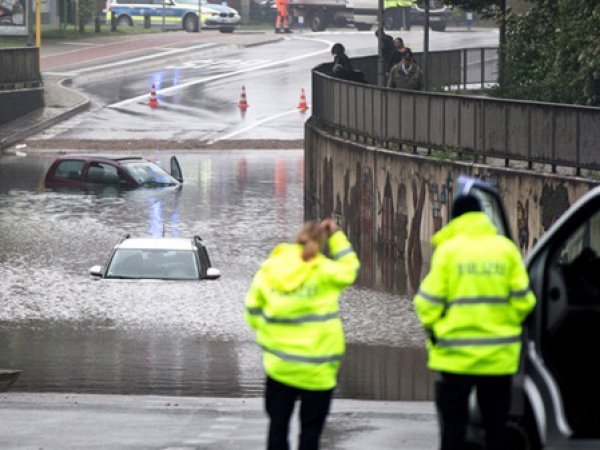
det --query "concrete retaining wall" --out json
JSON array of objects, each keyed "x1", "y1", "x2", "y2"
[
  {"x1": 305, "y1": 119, "x2": 599, "y2": 295},
  {"x1": 0, "y1": 88, "x2": 44, "y2": 125},
  {"x1": 0, "y1": 47, "x2": 44, "y2": 127}
]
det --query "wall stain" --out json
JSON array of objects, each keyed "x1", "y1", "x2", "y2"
[
  {"x1": 517, "y1": 198, "x2": 530, "y2": 251},
  {"x1": 407, "y1": 177, "x2": 427, "y2": 293},
  {"x1": 379, "y1": 174, "x2": 396, "y2": 291},
  {"x1": 396, "y1": 182, "x2": 409, "y2": 293},
  {"x1": 541, "y1": 183, "x2": 570, "y2": 231},
  {"x1": 322, "y1": 157, "x2": 334, "y2": 218}
]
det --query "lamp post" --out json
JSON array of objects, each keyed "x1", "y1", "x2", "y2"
[
  {"x1": 197, "y1": 0, "x2": 202, "y2": 32},
  {"x1": 422, "y1": 0, "x2": 429, "y2": 91},
  {"x1": 377, "y1": 0, "x2": 384, "y2": 86},
  {"x1": 499, "y1": 0, "x2": 506, "y2": 88}
]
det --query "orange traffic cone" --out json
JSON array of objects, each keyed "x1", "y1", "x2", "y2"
[
  {"x1": 148, "y1": 84, "x2": 159, "y2": 108},
  {"x1": 297, "y1": 88, "x2": 309, "y2": 111},
  {"x1": 238, "y1": 85, "x2": 249, "y2": 110}
]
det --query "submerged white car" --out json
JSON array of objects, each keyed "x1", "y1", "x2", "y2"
[{"x1": 90, "y1": 235, "x2": 221, "y2": 280}]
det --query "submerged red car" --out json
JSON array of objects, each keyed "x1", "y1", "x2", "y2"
[{"x1": 44, "y1": 155, "x2": 183, "y2": 189}]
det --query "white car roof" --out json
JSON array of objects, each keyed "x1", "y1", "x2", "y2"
[{"x1": 116, "y1": 238, "x2": 195, "y2": 251}]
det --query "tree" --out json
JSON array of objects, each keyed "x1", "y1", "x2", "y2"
[
  {"x1": 499, "y1": 0, "x2": 600, "y2": 105},
  {"x1": 446, "y1": 0, "x2": 600, "y2": 106}
]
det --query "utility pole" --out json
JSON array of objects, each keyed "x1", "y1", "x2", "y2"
[
  {"x1": 377, "y1": 0, "x2": 384, "y2": 86},
  {"x1": 197, "y1": 0, "x2": 202, "y2": 32},
  {"x1": 499, "y1": 0, "x2": 506, "y2": 88},
  {"x1": 423, "y1": 0, "x2": 429, "y2": 91}
]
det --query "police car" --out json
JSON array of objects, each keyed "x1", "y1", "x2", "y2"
[{"x1": 106, "y1": 0, "x2": 241, "y2": 33}]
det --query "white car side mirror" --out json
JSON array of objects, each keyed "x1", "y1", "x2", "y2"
[
  {"x1": 205, "y1": 267, "x2": 221, "y2": 280},
  {"x1": 90, "y1": 265, "x2": 104, "y2": 277}
]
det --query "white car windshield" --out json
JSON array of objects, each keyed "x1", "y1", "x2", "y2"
[
  {"x1": 106, "y1": 249, "x2": 200, "y2": 280},
  {"x1": 122, "y1": 162, "x2": 178, "y2": 186},
  {"x1": 176, "y1": 0, "x2": 209, "y2": 6}
]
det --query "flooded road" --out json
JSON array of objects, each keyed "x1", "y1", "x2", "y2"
[{"x1": 0, "y1": 149, "x2": 431, "y2": 401}]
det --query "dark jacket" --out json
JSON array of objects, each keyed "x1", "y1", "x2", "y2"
[
  {"x1": 385, "y1": 49, "x2": 404, "y2": 76},
  {"x1": 332, "y1": 53, "x2": 366, "y2": 83}
]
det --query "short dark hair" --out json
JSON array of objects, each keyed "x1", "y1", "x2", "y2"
[
  {"x1": 331, "y1": 43, "x2": 345, "y2": 55},
  {"x1": 451, "y1": 194, "x2": 482, "y2": 219},
  {"x1": 402, "y1": 48, "x2": 413, "y2": 58}
]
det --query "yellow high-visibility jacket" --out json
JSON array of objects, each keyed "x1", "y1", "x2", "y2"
[
  {"x1": 413, "y1": 212, "x2": 536, "y2": 375},
  {"x1": 245, "y1": 230, "x2": 360, "y2": 390},
  {"x1": 397, "y1": 0, "x2": 413, "y2": 6}
]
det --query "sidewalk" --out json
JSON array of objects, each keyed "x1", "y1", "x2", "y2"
[
  {"x1": 0, "y1": 30, "x2": 282, "y2": 152},
  {"x1": 0, "y1": 392, "x2": 438, "y2": 449}
]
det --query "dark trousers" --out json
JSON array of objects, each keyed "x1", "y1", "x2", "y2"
[
  {"x1": 265, "y1": 376, "x2": 333, "y2": 450},
  {"x1": 435, "y1": 372, "x2": 512, "y2": 450},
  {"x1": 399, "y1": 6, "x2": 411, "y2": 30}
]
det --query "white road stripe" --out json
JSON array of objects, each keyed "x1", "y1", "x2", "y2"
[
  {"x1": 71, "y1": 43, "x2": 215, "y2": 74},
  {"x1": 207, "y1": 109, "x2": 300, "y2": 144},
  {"x1": 107, "y1": 40, "x2": 333, "y2": 108}
]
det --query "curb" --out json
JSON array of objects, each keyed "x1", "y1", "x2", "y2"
[{"x1": 0, "y1": 81, "x2": 91, "y2": 153}]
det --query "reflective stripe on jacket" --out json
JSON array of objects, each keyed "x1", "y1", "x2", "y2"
[
  {"x1": 413, "y1": 212, "x2": 536, "y2": 375},
  {"x1": 245, "y1": 230, "x2": 360, "y2": 390}
]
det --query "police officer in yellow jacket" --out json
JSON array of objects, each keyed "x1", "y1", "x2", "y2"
[
  {"x1": 246, "y1": 219, "x2": 359, "y2": 450},
  {"x1": 413, "y1": 194, "x2": 536, "y2": 450}
]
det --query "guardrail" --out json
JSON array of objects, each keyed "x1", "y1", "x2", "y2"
[
  {"x1": 312, "y1": 48, "x2": 600, "y2": 173},
  {"x1": 348, "y1": 48, "x2": 499, "y2": 89}
]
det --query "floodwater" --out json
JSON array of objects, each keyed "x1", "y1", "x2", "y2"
[{"x1": 0, "y1": 149, "x2": 432, "y2": 401}]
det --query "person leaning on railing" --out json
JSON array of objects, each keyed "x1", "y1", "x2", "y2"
[{"x1": 387, "y1": 47, "x2": 423, "y2": 90}]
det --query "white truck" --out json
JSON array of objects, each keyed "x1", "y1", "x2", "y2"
[
  {"x1": 288, "y1": 0, "x2": 356, "y2": 32},
  {"x1": 287, "y1": 0, "x2": 451, "y2": 32}
]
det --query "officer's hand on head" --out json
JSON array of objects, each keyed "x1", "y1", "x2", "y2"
[{"x1": 321, "y1": 218, "x2": 337, "y2": 237}]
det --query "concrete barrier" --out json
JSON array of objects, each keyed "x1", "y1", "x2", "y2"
[{"x1": 305, "y1": 118, "x2": 599, "y2": 295}]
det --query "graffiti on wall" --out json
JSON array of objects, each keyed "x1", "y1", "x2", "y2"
[
  {"x1": 540, "y1": 183, "x2": 570, "y2": 232},
  {"x1": 407, "y1": 177, "x2": 427, "y2": 292},
  {"x1": 341, "y1": 162, "x2": 375, "y2": 286},
  {"x1": 322, "y1": 157, "x2": 334, "y2": 219},
  {"x1": 517, "y1": 198, "x2": 530, "y2": 251}
]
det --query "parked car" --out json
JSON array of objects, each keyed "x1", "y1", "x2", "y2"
[
  {"x1": 44, "y1": 155, "x2": 183, "y2": 190},
  {"x1": 459, "y1": 176, "x2": 600, "y2": 449},
  {"x1": 106, "y1": 0, "x2": 240, "y2": 33},
  {"x1": 90, "y1": 235, "x2": 221, "y2": 280}
]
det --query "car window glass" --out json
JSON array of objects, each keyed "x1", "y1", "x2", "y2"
[
  {"x1": 86, "y1": 162, "x2": 123, "y2": 185},
  {"x1": 106, "y1": 249, "x2": 199, "y2": 279},
  {"x1": 123, "y1": 162, "x2": 176, "y2": 185},
  {"x1": 54, "y1": 160, "x2": 85, "y2": 180},
  {"x1": 554, "y1": 209, "x2": 600, "y2": 305},
  {"x1": 469, "y1": 189, "x2": 509, "y2": 237}
]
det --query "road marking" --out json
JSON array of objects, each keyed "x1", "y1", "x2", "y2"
[
  {"x1": 164, "y1": 59, "x2": 270, "y2": 70},
  {"x1": 206, "y1": 109, "x2": 300, "y2": 144},
  {"x1": 70, "y1": 43, "x2": 216, "y2": 74},
  {"x1": 107, "y1": 40, "x2": 333, "y2": 108}
]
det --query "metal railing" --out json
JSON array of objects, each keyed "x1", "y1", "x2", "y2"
[
  {"x1": 342, "y1": 48, "x2": 499, "y2": 90},
  {"x1": 312, "y1": 48, "x2": 600, "y2": 173}
]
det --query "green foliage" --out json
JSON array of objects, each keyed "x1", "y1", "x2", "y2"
[
  {"x1": 444, "y1": 0, "x2": 500, "y2": 13},
  {"x1": 499, "y1": 0, "x2": 600, "y2": 106},
  {"x1": 78, "y1": 0, "x2": 96, "y2": 24}
]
